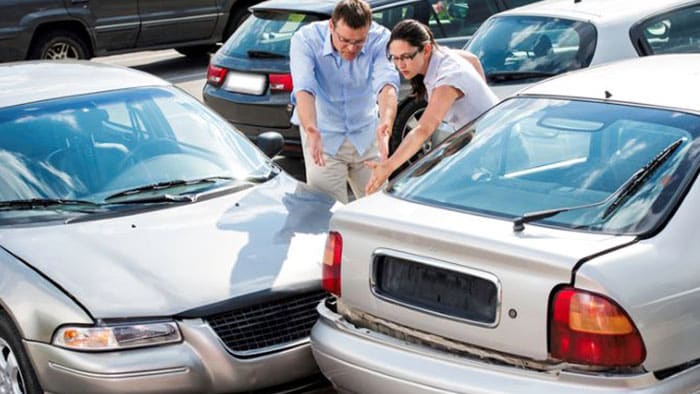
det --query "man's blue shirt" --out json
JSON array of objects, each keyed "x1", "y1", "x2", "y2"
[{"x1": 290, "y1": 21, "x2": 399, "y2": 156}]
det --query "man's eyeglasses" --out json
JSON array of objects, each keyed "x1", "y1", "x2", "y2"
[
  {"x1": 334, "y1": 30, "x2": 367, "y2": 47},
  {"x1": 387, "y1": 49, "x2": 421, "y2": 63}
]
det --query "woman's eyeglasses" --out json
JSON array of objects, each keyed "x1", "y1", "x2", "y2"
[{"x1": 387, "y1": 49, "x2": 421, "y2": 63}]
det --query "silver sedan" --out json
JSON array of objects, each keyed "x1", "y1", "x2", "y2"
[
  {"x1": 0, "y1": 61, "x2": 335, "y2": 393},
  {"x1": 312, "y1": 54, "x2": 700, "y2": 393}
]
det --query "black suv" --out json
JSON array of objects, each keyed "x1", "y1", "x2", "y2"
[
  {"x1": 0, "y1": 0, "x2": 263, "y2": 61},
  {"x1": 203, "y1": 0, "x2": 540, "y2": 156}
]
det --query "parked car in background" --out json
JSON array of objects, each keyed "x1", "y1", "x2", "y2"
[
  {"x1": 392, "y1": 0, "x2": 700, "y2": 165},
  {"x1": 311, "y1": 54, "x2": 700, "y2": 393},
  {"x1": 0, "y1": 61, "x2": 335, "y2": 393},
  {"x1": 0, "y1": 0, "x2": 263, "y2": 61},
  {"x1": 203, "y1": 0, "x2": 539, "y2": 155}
]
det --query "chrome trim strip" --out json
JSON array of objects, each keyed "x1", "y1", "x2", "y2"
[
  {"x1": 94, "y1": 22, "x2": 140, "y2": 32},
  {"x1": 370, "y1": 248, "x2": 502, "y2": 328},
  {"x1": 141, "y1": 13, "x2": 219, "y2": 26},
  {"x1": 48, "y1": 362, "x2": 188, "y2": 379},
  {"x1": 222, "y1": 337, "x2": 310, "y2": 358}
]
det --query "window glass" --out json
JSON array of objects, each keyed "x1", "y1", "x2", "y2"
[
  {"x1": 373, "y1": 2, "x2": 432, "y2": 30},
  {"x1": 223, "y1": 12, "x2": 320, "y2": 58},
  {"x1": 430, "y1": 0, "x2": 499, "y2": 38},
  {"x1": 638, "y1": 5, "x2": 700, "y2": 54},
  {"x1": 0, "y1": 87, "x2": 269, "y2": 205},
  {"x1": 389, "y1": 97, "x2": 700, "y2": 235},
  {"x1": 467, "y1": 16, "x2": 597, "y2": 81}
]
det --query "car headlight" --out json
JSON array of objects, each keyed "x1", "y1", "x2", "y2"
[{"x1": 53, "y1": 321, "x2": 181, "y2": 351}]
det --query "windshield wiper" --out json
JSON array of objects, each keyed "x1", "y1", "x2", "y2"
[
  {"x1": 247, "y1": 50, "x2": 286, "y2": 59},
  {"x1": 486, "y1": 71, "x2": 558, "y2": 83},
  {"x1": 513, "y1": 137, "x2": 685, "y2": 232},
  {"x1": 104, "y1": 176, "x2": 237, "y2": 203},
  {"x1": 0, "y1": 198, "x2": 102, "y2": 211},
  {"x1": 245, "y1": 163, "x2": 281, "y2": 183}
]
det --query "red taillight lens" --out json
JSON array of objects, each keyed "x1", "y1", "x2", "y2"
[
  {"x1": 206, "y1": 64, "x2": 228, "y2": 87},
  {"x1": 322, "y1": 231, "x2": 342, "y2": 296},
  {"x1": 550, "y1": 287, "x2": 646, "y2": 367},
  {"x1": 269, "y1": 73, "x2": 293, "y2": 92}
]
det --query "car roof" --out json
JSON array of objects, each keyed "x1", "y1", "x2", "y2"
[
  {"x1": 518, "y1": 54, "x2": 700, "y2": 113},
  {"x1": 251, "y1": 0, "x2": 412, "y2": 15},
  {"x1": 499, "y1": 0, "x2": 697, "y2": 24},
  {"x1": 0, "y1": 61, "x2": 170, "y2": 108}
]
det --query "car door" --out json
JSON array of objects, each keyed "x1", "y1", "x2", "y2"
[
  {"x1": 64, "y1": 0, "x2": 139, "y2": 51},
  {"x1": 136, "y1": 0, "x2": 219, "y2": 46}
]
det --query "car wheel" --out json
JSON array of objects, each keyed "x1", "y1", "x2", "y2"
[
  {"x1": 0, "y1": 312, "x2": 42, "y2": 394},
  {"x1": 390, "y1": 98, "x2": 431, "y2": 166},
  {"x1": 29, "y1": 30, "x2": 89, "y2": 60},
  {"x1": 175, "y1": 45, "x2": 216, "y2": 58}
]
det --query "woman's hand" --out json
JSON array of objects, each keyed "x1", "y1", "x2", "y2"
[{"x1": 364, "y1": 159, "x2": 393, "y2": 195}]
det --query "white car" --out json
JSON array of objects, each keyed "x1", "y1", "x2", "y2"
[
  {"x1": 469, "y1": 0, "x2": 700, "y2": 98},
  {"x1": 311, "y1": 54, "x2": 700, "y2": 393},
  {"x1": 394, "y1": 0, "x2": 700, "y2": 163}
]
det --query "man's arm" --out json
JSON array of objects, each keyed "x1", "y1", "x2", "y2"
[
  {"x1": 295, "y1": 90, "x2": 324, "y2": 166},
  {"x1": 371, "y1": 27, "x2": 400, "y2": 159},
  {"x1": 289, "y1": 29, "x2": 325, "y2": 166}
]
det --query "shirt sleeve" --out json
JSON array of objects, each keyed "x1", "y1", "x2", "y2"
[
  {"x1": 371, "y1": 27, "x2": 400, "y2": 96},
  {"x1": 432, "y1": 55, "x2": 482, "y2": 98},
  {"x1": 289, "y1": 29, "x2": 319, "y2": 105}
]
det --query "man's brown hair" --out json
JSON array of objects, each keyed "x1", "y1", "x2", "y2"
[{"x1": 332, "y1": 0, "x2": 372, "y2": 29}]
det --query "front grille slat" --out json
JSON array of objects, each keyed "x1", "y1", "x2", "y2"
[{"x1": 205, "y1": 291, "x2": 326, "y2": 356}]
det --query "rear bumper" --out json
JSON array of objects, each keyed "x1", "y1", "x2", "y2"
[
  {"x1": 27, "y1": 319, "x2": 319, "y2": 393},
  {"x1": 311, "y1": 300, "x2": 700, "y2": 394}
]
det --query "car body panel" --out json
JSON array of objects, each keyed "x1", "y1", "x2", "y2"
[
  {"x1": 0, "y1": 173, "x2": 334, "y2": 319},
  {"x1": 331, "y1": 192, "x2": 634, "y2": 360}
]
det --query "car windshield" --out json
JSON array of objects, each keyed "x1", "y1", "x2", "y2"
[
  {"x1": 388, "y1": 97, "x2": 700, "y2": 235},
  {"x1": 466, "y1": 16, "x2": 597, "y2": 82},
  {"x1": 0, "y1": 87, "x2": 271, "y2": 214},
  {"x1": 222, "y1": 11, "x2": 321, "y2": 58}
]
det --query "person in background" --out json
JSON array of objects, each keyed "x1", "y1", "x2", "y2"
[
  {"x1": 365, "y1": 19, "x2": 497, "y2": 194},
  {"x1": 289, "y1": 0, "x2": 399, "y2": 203}
]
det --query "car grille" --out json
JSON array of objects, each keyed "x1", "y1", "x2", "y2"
[{"x1": 205, "y1": 291, "x2": 326, "y2": 357}]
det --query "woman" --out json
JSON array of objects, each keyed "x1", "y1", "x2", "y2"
[{"x1": 365, "y1": 19, "x2": 498, "y2": 194}]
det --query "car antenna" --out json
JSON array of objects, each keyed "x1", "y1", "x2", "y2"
[
  {"x1": 574, "y1": 0, "x2": 581, "y2": 3},
  {"x1": 605, "y1": 90, "x2": 613, "y2": 99}
]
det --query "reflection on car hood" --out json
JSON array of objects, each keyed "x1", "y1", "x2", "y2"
[{"x1": 0, "y1": 174, "x2": 337, "y2": 318}]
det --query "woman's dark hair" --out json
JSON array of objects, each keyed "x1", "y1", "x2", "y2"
[
  {"x1": 388, "y1": 19, "x2": 437, "y2": 101},
  {"x1": 332, "y1": 0, "x2": 372, "y2": 29}
]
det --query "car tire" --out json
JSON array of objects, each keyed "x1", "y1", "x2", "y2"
[
  {"x1": 0, "y1": 311, "x2": 42, "y2": 394},
  {"x1": 390, "y1": 98, "x2": 430, "y2": 172},
  {"x1": 28, "y1": 30, "x2": 89, "y2": 60},
  {"x1": 175, "y1": 45, "x2": 216, "y2": 58}
]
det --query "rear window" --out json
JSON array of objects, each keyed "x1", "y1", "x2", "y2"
[
  {"x1": 222, "y1": 11, "x2": 321, "y2": 58},
  {"x1": 466, "y1": 15, "x2": 596, "y2": 82},
  {"x1": 388, "y1": 97, "x2": 700, "y2": 235},
  {"x1": 633, "y1": 4, "x2": 700, "y2": 55}
]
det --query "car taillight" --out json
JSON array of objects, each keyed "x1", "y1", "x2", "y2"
[
  {"x1": 322, "y1": 231, "x2": 342, "y2": 296},
  {"x1": 206, "y1": 64, "x2": 228, "y2": 87},
  {"x1": 550, "y1": 287, "x2": 646, "y2": 367},
  {"x1": 269, "y1": 73, "x2": 293, "y2": 92}
]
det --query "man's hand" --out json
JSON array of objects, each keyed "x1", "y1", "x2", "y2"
[
  {"x1": 305, "y1": 125, "x2": 325, "y2": 166},
  {"x1": 364, "y1": 159, "x2": 392, "y2": 195},
  {"x1": 375, "y1": 121, "x2": 391, "y2": 160}
]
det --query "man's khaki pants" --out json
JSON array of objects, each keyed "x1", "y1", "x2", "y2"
[{"x1": 300, "y1": 128, "x2": 378, "y2": 204}]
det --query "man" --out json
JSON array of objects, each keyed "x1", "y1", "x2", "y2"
[{"x1": 289, "y1": 0, "x2": 399, "y2": 203}]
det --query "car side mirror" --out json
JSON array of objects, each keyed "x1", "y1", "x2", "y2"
[{"x1": 256, "y1": 131, "x2": 284, "y2": 158}]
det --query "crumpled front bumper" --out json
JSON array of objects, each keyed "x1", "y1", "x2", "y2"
[{"x1": 25, "y1": 318, "x2": 320, "y2": 393}]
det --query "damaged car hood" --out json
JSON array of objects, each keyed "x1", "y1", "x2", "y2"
[{"x1": 0, "y1": 174, "x2": 336, "y2": 318}]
